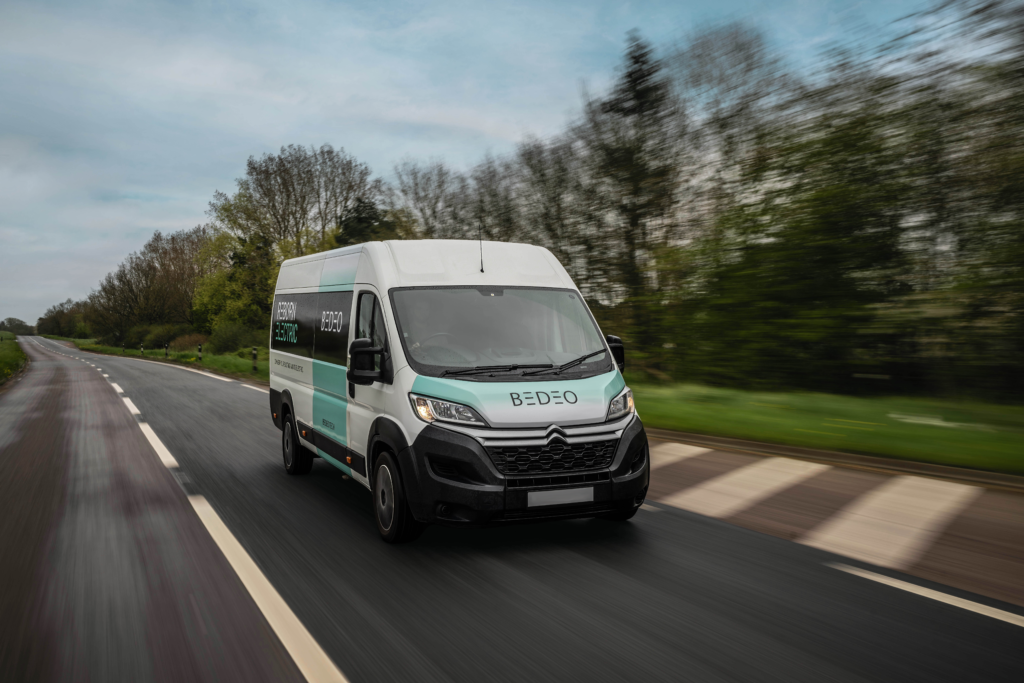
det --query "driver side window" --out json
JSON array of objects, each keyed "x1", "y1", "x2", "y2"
[{"x1": 355, "y1": 292, "x2": 388, "y2": 372}]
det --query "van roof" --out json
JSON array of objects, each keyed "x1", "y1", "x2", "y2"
[{"x1": 276, "y1": 240, "x2": 576, "y2": 291}]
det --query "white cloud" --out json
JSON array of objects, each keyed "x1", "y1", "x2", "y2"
[{"x1": 0, "y1": 0, "x2": 924, "y2": 323}]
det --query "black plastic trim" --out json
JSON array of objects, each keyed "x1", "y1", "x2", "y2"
[
  {"x1": 270, "y1": 389, "x2": 283, "y2": 430},
  {"x1": 399, "y1": 421, "x2": 650, "y2": 526},
  {"x1": 297, "y1": 421, "x2": 367, "y2": 476}
]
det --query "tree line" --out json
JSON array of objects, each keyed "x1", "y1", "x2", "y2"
[{"x1": 36, "y1": 0, "x2": 1024, "y2": 399}]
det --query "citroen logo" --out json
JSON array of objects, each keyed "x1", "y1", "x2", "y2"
[{"x1": 544, "y1": 425, "x2": 568, "y2": 444}]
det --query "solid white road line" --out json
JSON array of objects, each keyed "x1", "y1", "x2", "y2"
[
  {"x1": 182, "y1": 366, "x2": 235, "y2": 382},
  {"x1": 830, "y1": 563, "x2": 1024, "y2": 628},
  {"x1": 243, "y1": 385, "x2": 270, "y2": 394},
  {"x1": 111, "y1": 383, "x2": 124, "y2": 394},
  {"x1": 122, "y1": 397, "x2": 141, "y2": 415},
  {"x1": 138, "y1": 423, "x2": 179, "y2": 468},
  {"x1": 117, "y1": 355, "x2": 235, "y2": 382},
  {"x1": 801, "y1": 476, "x2": 982, "y2": 570},
  {"x1": 649, "y1": 442, "x2": 710, "y2": 469},
  {"x1": 662, "y1": 457, "x2": 830, "y2": 519},
  {"x1": 188, "y1": 496, "x2": 350, "y2": 683}
]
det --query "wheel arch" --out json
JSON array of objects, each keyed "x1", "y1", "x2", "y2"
[{"x1": 367, "y1": 416, "x2": 411, "y2": 486}]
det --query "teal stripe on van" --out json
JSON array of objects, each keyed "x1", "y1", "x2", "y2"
[
  {"x1": 410, "y1": 371, "x2": 625, "y2": 412},
  {"x1": 320, "y1": 252, "x2": 360, "y2": 287},
  {"x1": 312, "y1": 360, "x2": 348, "y2": 446}
]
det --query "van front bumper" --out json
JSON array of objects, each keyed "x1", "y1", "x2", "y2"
[{"x1": 396, "y1": 415, "x2": 650, "y2": 526}]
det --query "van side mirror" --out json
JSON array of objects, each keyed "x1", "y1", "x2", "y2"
[
  {"x1": 605, "y1": 335, "x2": 625, "y2": 373},
  {"x1": 349, "y1": 338, "x2": 383, "y2": 385}
]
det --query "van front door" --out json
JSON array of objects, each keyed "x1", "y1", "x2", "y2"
[
  {"x1": 346, "y1": 286, "x2": 392, "y2": 485},
  {"x1": 311, "y1": 289, "x2": 354, "y2": 472}
]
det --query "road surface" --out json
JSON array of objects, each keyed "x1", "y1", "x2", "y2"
[{"x1": 1, "y1": 336, "x2": 1022, "y2": 682}]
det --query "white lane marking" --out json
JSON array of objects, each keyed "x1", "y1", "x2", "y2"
[
  {"x1": 122, "y1": 397, "x2": 141, "y2": 415},
  {"x1": 139, "y1": 422, "x2": 179, "y2": 468},
  {"x1": 640, "y1": 504, "x2": 661, "y2": 512},
  {"x1": 117, "y1": 355, "x2": 235, "y2": 382},
  {"x1": 102, "y1": 374, "x2": 109, "y2": 378},
  {"x1": 188, "y1": 496, "x2": 350, "y2": 683},
  {"x1": 649, "y1": 442, "x2": 710, "y2": 469},
  {"x1": 830, "y1": 563, "x2": 1024, "y2": 628},
  {"x1": 243, "y1": 385, "x2": 270, "y2": 394},
  {"x1": 111, "y1": 383, "x2": 124, "y2": 394},
  {"x1": 801, "y1": 476, "x2": 982, "y2": 570},
  {"x1": 662, "y1": 457, "x2": 830, "y2": 519},
  {"x1": 181, "y1": 366, "x2": 235, "y2": 382},
  {"x1": 100, "y1": 368, "x2": 347, "y2": 681}
]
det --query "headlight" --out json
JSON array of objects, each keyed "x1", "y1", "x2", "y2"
[
  {"x1": 607, "y1": 387, "x2": 634, "y2": 421},
  {"x1": 410, "y1": 394, "x2": 487, "y2": 426}
]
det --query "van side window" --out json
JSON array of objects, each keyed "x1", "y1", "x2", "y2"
[
  {"x1": 271, "y1": 292, "x2": 316, "y2": 357},
  {"x1": 312, "y1": 290, "x2": 353, "y2": 367},
  {"x1": 356, "y1": 292, "x2": 388, "y2": 372}
]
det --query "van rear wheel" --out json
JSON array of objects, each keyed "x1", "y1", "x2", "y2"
[
  {"x1": 282, "y1": 415, "x2": 313, "y2": 475},
  {"x1": 373, "y1": 450, "x2": 423, "y2": 543}
]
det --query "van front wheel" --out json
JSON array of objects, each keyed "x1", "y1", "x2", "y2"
[
  {"x1": 373, "y1": 451, "x2": 423, "y2": 543},
  {"x1": 282, "y1": 416, "x2": 313, "y2": 475}
]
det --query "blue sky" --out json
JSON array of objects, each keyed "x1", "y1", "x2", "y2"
[{"x1": 0, "y1": 0, "x2": 924, "y2": 323}]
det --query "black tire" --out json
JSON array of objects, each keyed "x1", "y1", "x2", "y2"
[
  {"x1": 601, "y1": 506, "x2": 639, "y2": 521},
  {"x1": 373, "y1": 450, "x2": 423, "y2": 543},
  {"x1": 282, "y1": 413, "x2": 313, "y2": 475}
]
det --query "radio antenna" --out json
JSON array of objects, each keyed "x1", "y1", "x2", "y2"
[{"x1": 479, "y1": 225, "x2": 484, "y2": 273}]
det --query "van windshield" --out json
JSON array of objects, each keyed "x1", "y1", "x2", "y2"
[{"x1": 390, "y1": 287, "x2": 612, "y2": 381}]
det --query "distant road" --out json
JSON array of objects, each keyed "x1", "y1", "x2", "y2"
[{"x1": 2, "y1": 336, "x2": 1022, "y2": 682}]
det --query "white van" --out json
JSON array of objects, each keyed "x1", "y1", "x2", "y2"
[{"x1": 269, "y1": 240, "x2": 650, "y2": 542}]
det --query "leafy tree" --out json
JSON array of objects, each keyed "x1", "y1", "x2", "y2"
[{"x1": 0, "y1": 318, "x2": 34, "y2": 335}]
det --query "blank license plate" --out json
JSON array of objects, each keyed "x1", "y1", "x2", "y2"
[{"x1": 527, "y1": 487, "x2": 594, "y2": 507}]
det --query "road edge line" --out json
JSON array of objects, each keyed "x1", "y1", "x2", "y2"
[
  {"x1": 188, "y1": 495, "x2": 350, "y2": 683},
  {"x1": 829, "y1": 563, "x2": 1024, "y2": 628}
]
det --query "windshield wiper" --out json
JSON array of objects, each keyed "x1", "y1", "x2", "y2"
[
  {"x1": 441, "y1": 364, "x2": 552, "y2": 377},
  {"x1": 521, "y1": 350, "x2": 606, "y2": 376}
]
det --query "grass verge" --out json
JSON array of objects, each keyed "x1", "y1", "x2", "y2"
[
  {"x1": 0, "y1": 337, "x2": 28, "y2": 385},
  {"x1": 67, "y1": 341, "x2": 270, "y2": 383},
  {"x1": 632, "y1": 383, "x2": 1024, "y2": 476}
]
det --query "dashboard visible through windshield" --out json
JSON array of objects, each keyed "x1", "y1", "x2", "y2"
[{"x1": 389, "y1": 286, "x2": 612, "y2": 381}]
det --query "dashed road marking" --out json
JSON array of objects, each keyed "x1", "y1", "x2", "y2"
[
  {"x1": 111, "y1": 383, "x2": 124, "y2": 394},
  {"x1": 96, "y1": 348, "x2": 348, "y2": 683},
  {"x1": 801, "y1": 476, "x2": 982, "y2": 570},
  {"x1": 243, "y1": 385, "x2": 270, "y2": 394},
  {"x1": 139, "y1": 422, "x2": 179, "y2": 468},
  {"x1": 830, "y1": 563, "x2": 1024, "y2": 628},
  {"x1": 662, "y1": 457, "x2": 830, "y2": 519}
]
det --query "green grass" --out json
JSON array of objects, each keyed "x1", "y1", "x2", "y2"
[
  {"x1": 40, "y1": 334, "x2": 97, "y2": 344},
  {"x1": 73, "y1": 342, "x2": 270, "y2": 383},
  {"x1": 0, "y1": 331, "x2": 17, "y2": 341},
  {"x1": 0, "y1": 338, "x2": 27, "y2": 385},
  {"x1": 632, "y1": 383, "x2": 1024, "y2": 475}
]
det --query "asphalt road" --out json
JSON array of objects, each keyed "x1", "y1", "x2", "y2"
[{"x1": 3, "y1": 336, "x2": 1023, "y2": 682}]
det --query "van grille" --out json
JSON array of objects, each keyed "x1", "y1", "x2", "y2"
[{"x1": 487, "y1": 439, "x2": 617, "y2": 474}]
